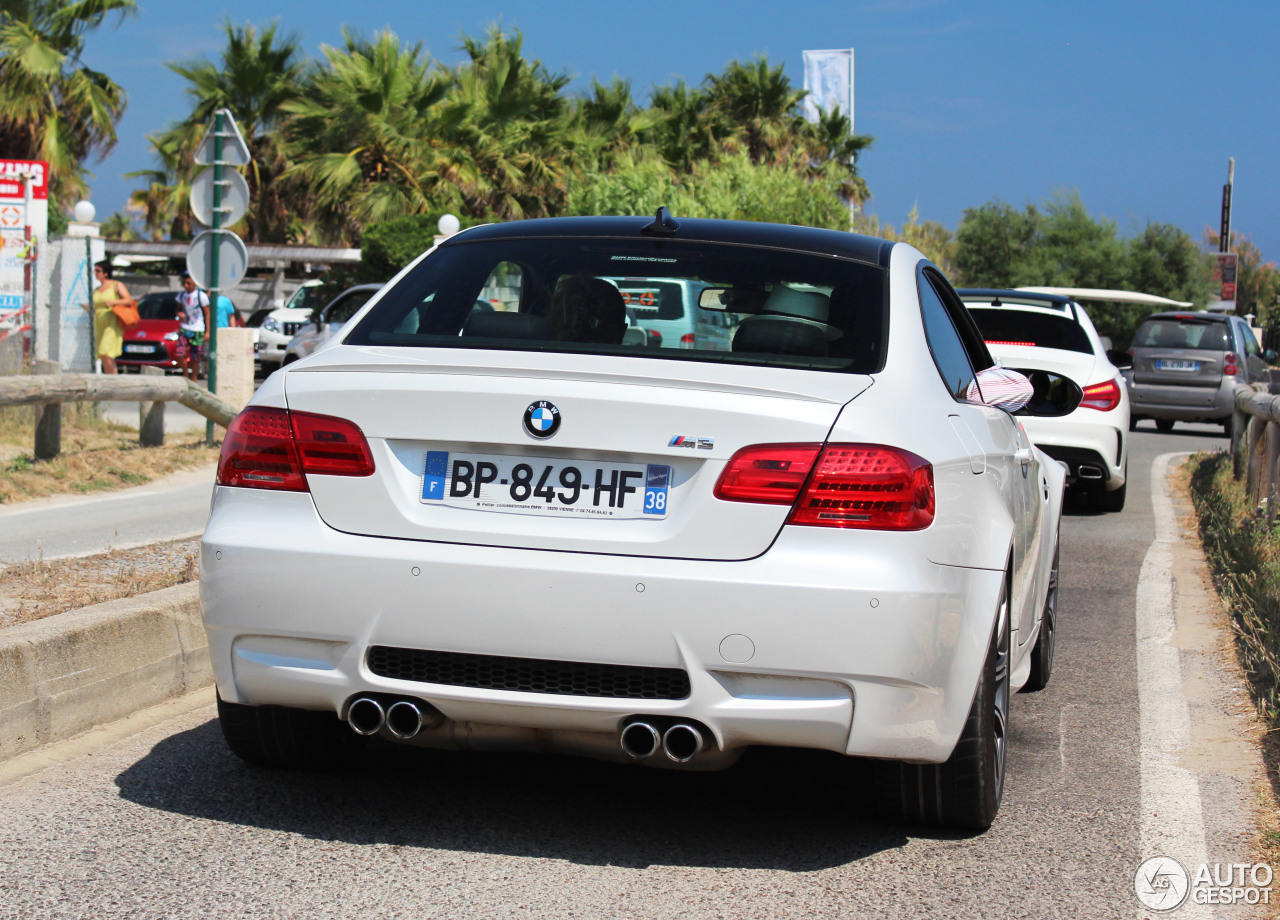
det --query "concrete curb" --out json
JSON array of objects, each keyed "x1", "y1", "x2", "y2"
[{"x1": 0, "y1": 583, "x2": 209, "y2": 761}]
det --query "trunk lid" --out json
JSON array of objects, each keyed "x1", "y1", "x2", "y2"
[{"x1": 283, "y1": 349, "x2": 868, "y2": 561}]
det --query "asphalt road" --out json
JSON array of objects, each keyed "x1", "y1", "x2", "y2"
[
  {"x1": 0, "y1": 421, "x2": 1268, "y2": 919},
  {"x1": 0, "y1": 464, "x2": 214, "y2": 568}
]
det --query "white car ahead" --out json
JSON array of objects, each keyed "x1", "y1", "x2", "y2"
[
  {"x1": 255, "y1": 280, "x2": 327, "y2": 370},
  {"x1": 959, "y1": 289, "x2": 1131, "y2": 512},
  {"x1": 203, "y1": 212, "x2": 1080, "y2": 830},
  {"x1": 282, "y1": 283, "x2": 384, "y2": 365}
]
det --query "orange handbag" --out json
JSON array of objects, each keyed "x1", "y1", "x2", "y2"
[
  {"x1": 109, "y1": 282, "x2": 140, "y2": 329},
  {"x1": 111, "y1": 299, "x2": 140, "y2": 330}
]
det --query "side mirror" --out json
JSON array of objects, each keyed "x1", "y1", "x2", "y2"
[
  {"x1": 1006, "y1": 368, "x2": 1085, "y2": 418},
  {"x1": 1106, "y1": 348, "x2": 1133, "y2": 369}
]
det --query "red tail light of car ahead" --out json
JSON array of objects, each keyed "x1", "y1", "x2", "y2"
[
  {"x1": 715, "y1": 443, "x2": 935, "y2": 530},
  {"x1": 1224, "y1": 352, "x2": 1239, "y2": 376},
  {"x1": 217, "y1": 407, "x2": 375, "y2": 490},
  {"x1": 680, "y1": 333, "x2": 696, "y2": 348},
  {"x1": 1079, "y1": 378, "x2": 1123, "y2": 412}
]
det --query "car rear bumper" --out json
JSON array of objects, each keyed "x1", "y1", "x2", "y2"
[
  {"x1": 201, "y1": 487, "x2": 1004, "y2": 765},
  {"x1": 1019, "y1": 413, "x2": 1127, "y2": 487},
  {"x1": 1127, "y1": 379, "x2": 1234, "y2": 421}
]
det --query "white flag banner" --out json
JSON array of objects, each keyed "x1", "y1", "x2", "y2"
[{"x1": 802, "y1": 49, "x2": 854, "y2": 128}]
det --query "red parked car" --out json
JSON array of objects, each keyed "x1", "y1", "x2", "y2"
[{"x1": 117, "y1": 291, "x2": 183, "y2": 372}]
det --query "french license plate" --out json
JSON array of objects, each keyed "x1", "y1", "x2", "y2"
[
  {"x1": 123, "y1": 344, "x2": 152, "y2": 354},
  {"x1": 420, "y1": 451, "x2": 670, "y2": 519},
  {"x1": 1158, "y1": 359, "x2": 1198, "y2": 371}
]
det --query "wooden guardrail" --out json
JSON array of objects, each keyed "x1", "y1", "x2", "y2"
[
  {"x1": 0, "y1": 369, "x2": 238, "y2": 459},
  {"x1": 1232, "y1": 383, "x2": 1280, "y2": 519}
]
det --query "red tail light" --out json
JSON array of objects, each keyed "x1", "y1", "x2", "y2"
[
  {"x1": 714, "y1": 444, "x2": 821, "y2": 504},
  {"x1": 647, "y1": 329, "x2": 663, "y2": 347},
  {"x1": 715, "y1": 443, "x2": 935, "y2": 530},
  {"x1": 1224, "y1": 352, "x2": 1239, "y2": 375},
  {"x1": 1080, "y1": 379, "x2": 1122, "y2": 412},
  {"x1": 217, "y1": 407, "x2": 374, "y2": 490},
  {"x1": 680, "y1": 333, "x2": 696, "y2": 348}
]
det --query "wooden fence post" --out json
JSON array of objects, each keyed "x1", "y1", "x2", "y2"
[
  {"x1": 33, "y1": 359, "x2": 61, "y2": 460},
  {"x1": 138, "y1": 367, "x2": 166, "y2": 447},
  {"x1": 1267, "y1": 422, "x2": 1280, "y2": 526}
]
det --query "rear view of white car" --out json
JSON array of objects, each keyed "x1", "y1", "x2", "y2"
[
  {"x1": 204, "y1": 213, "x2": 1081, "y2": 830},
  {"x1": 960, "y1": 289, "x2": 1130, "y2": 511}
]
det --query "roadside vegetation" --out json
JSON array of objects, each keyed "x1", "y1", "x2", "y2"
[
  {"x1": 1187, "y1": 450, "x2": 1280, "y2": 865},
  {"x1": 0, "y1": 537, "x2": 198, "y2": 628},
  {"x1": 0, "y1": 404, "x2": 219, "y2": 505},
  {"x1": 1188, "y1": 451, "x2": 1280, "y2": 729}
]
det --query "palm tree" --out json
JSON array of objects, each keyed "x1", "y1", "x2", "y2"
[
  {"x1": 283, "y1": 28, "x2": 454, "y2": 242},
  {"x1": 703, "y1": 56, "x2": 807, "y2": 165},
  {"x1": 445, "y1": 26, "x2": 576, "y2": 219},
  {"x1": 125, "y1": 130, "x2": 196, "y2": 240},
  {"x1": 802, "y1": 105, "x2": 874, "y2": 207},
  {"x1": 159, "y1": 18, "x2": 306, "y2": 242},
  {"x1": 0, "y1": 0, "x2": 136, "y2": 206},
  {"x1": 645, "y1": 80, "x2": 716, "y2": 174}
]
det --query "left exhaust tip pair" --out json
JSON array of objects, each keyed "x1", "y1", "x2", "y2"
[{"x1": 620, "y1": 719, "x2": 705, "y2": 763}]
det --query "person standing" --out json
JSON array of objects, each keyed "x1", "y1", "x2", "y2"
[
  {"x1": 214, "y1": 292, "x2": 243, "y2": 328},
  {"x1": 176, "y1": 273, "x2": 210, "y2": 382},
  {"x1": 83, "y1": 260, "x2": 130, "y2": 374}
]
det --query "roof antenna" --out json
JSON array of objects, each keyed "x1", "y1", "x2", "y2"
[{"x1": 641, "y1": 206, "x2": 679, "y2": 235}]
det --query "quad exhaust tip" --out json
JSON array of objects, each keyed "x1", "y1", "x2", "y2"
[
  {"x1": 620, "y1": 721, "x2": 661, "y2": 760},
  {"x1": 348, "y1": 697, "x2": 385, "y2": 736},
  {"x1": 662, "y1": 723, "x2": 704, "y2": 763},
  {"x1": 386, "y1": 700, "x2": 425, "y2": 739}
]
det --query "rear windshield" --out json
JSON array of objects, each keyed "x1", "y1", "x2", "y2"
[
  {"x1": 346, "y1": 237, "x2": 889, "y2": 373},
  {"x1": 137, "y1": 292, "x2": 179, "y2": 321},
  {"x1": 1133, "y1": 318, "x2": 1230, "y2": 350},
  {"x1": 966, "y1": 308, "x2": 1093, "y2": 355}
]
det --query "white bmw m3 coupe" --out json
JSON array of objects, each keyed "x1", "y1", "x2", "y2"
[{"x1": 202, "y1": 211, "x2": 1080, "y2": 830}]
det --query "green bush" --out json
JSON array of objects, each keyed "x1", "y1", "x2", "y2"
[{"x1": 347, "y1": 212, "x2": 491, "y2": 285}]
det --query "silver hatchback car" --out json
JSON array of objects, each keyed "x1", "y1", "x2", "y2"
[{"x1": 1126, "y1": 311, "x2": 1271, "y2": 434}]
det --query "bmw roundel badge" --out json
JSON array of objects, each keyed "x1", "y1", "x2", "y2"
[{"x1": 523, "y1": 400, "x2": 561, "y2": 439}]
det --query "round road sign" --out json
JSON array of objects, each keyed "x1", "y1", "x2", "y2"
[
  {"x1": 186, "y1": 229, "x2": 248, "y2": 291},
  {"x1": 189, "y1": 167, "x2": 250, "y2": 228}
]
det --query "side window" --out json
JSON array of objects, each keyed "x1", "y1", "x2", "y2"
[
  {"x1": 918, "y1": 269, "x2": 978, "y2": 401},
  {"x1": 327, "y1": 291, "x2": 375, "y2": 324},
  {"x1": 1239, "y1": 320, "x2": 1261, "y2": 357}
]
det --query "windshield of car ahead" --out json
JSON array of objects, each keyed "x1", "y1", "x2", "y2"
[
  {"x1": 1133, "y1": 317, "x2": 1230, "y2": 351},
  {"x1": 966, "y1": 308, "x2": 1093, "y2": 355},
  {"x1": 136, "y1": 292, "x2": 178, "y2": 321},
  {"x1": 346, "y1": 237, "x2": 889, "y2": 373}
]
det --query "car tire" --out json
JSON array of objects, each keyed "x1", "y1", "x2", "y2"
[
  {"x1": 1023, "y1": 541, "x2": 1058, "y2": 692},
  {"x1": 216, "y1": 691, "x2": 366, "y2": 771},
  {"x1": 1093, "y1": 475, "x2": 1127, "y2": 513},
  {"x1": 1155, "y1": 418, "x2": 1175, "y2": 433},
  {"x1": 875, "y1": 575, "x2": 1010, "y2": 830}
]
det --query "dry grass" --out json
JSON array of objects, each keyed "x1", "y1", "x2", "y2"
[
  {"x1": 0, "y1": 537, "x2": 200, "y2": 628},
  {"x1": 0, "y1": 403, "x2": 220, "y2": 505}
]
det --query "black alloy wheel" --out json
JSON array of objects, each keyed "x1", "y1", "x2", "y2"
[
  {"x1": 1023, "y1": 540, "x2": 1058, "y2": 692},
  {"x1": 874, "y1": 575, "x2": 1012, "y2": 830}
]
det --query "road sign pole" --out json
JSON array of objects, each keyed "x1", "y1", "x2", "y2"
[{"x1": 206, "y1": 112, "x2": 224, "y2": 445}]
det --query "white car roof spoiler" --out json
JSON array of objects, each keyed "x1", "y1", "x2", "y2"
[{"x1": 1016, "y1": 286, "x2": 1193, "y2": 308}]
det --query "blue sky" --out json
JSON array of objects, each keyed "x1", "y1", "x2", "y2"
[{"x1": 79, "y1": 0, "x2": 1280, "y2": 269}]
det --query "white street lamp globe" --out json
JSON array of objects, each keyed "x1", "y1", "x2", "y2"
[
  {"x1": 73, "y1": 200, "x2": 96, "y2": 223},
  {"x1": 437, "y1": 213, "x2": 460, "y2": 237}
]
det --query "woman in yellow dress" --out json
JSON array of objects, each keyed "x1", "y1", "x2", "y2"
[{"x1": 83, "y1": 260, "x2": 131, "y2": 374}]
